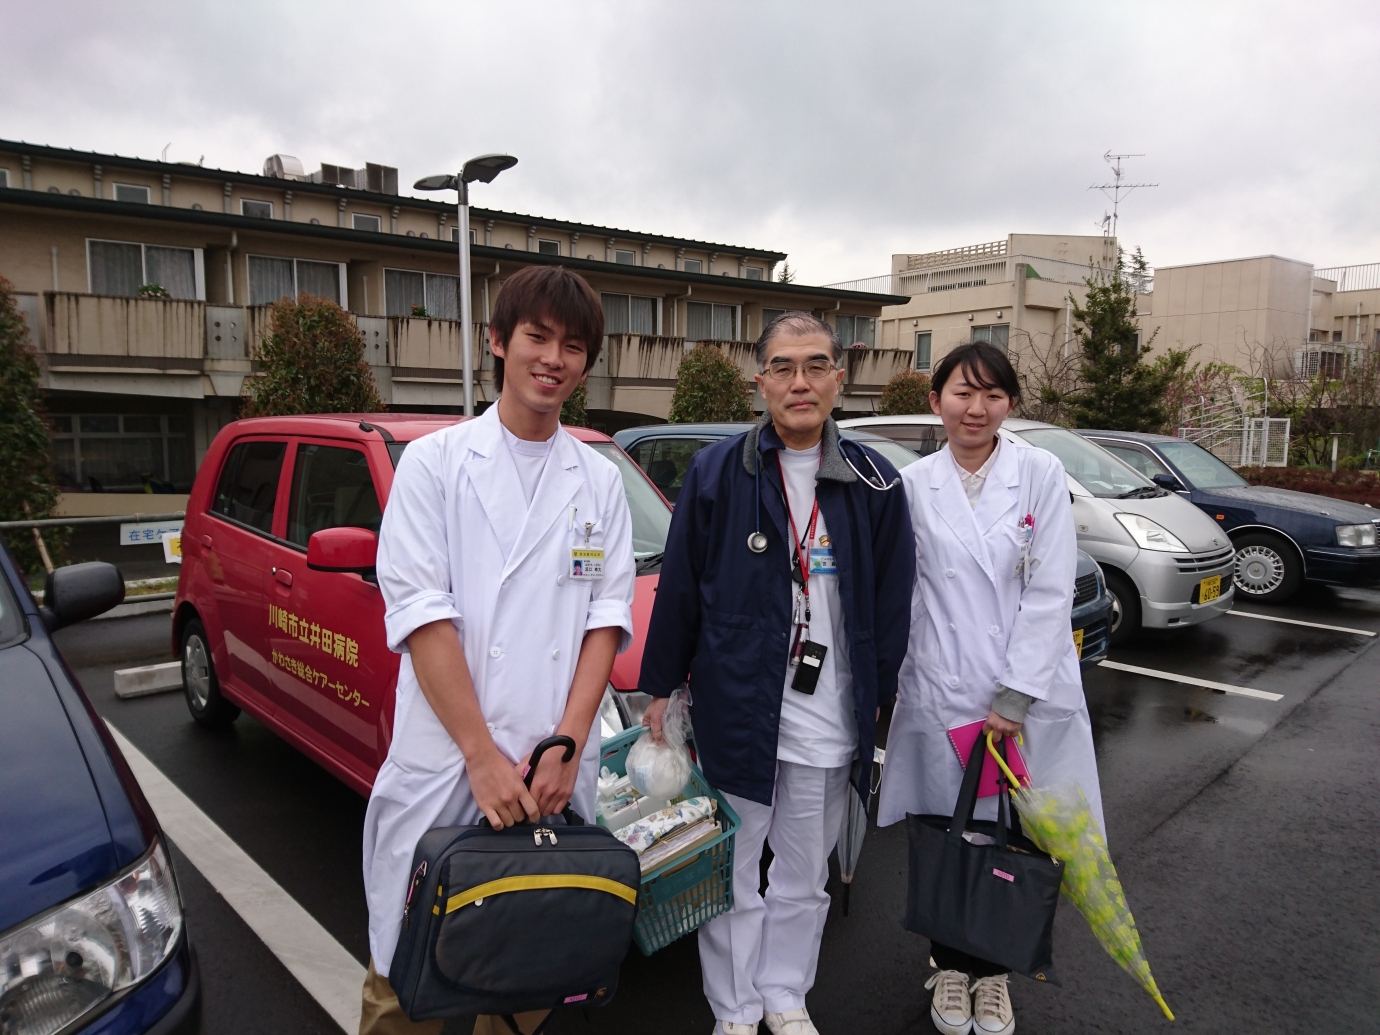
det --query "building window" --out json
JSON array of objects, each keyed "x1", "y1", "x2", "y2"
[
  {"x1": 538, "y1": 239, "x2": 561, "y2": 256},
  {"x1": 50, "y1": 413, "x2": 194, "y2": 494},
  {"x1": 762, "y1": 308, "x2": 787, "y2": 329},
  {"x1": 915, "y1": 332, "x2": 932, "y2": 372},
  {"x1": 88, "y1": 239, "x2": 201, "y2": 299},
  {"x1": 687, "y1": 301, "x2": 738, "y2": 341},
  {"x1": 971, "y1": 324, "x2": 1010, "y2": 348},
  {"x1": 683, "y1": 258, "x2": 703, "y2": 274},
  {"x1": 745, "y1": 267, "x2": 763, "y2": 281},
  {"x1": 352, "y1": 213, "x2": 382, "y2": 232},
  {"x1": 241, "y1": 199, "x2": 273, "y2": 219},
  {"x1": 837, "y1": 314, "x2": 876, "y2": 348},
  {"x1": 602, "y1": 293, "x2": 658, "y2": 335},
  {"x1": 384, "y1": 268, "x2": 460, "y2": 320},
  {"x1": 0, "y1": 169, "x2": 9, "y2": 188},
  {"x1": 614, "y1": 249, "x2": 636, "y2": 265},
  {"x1": 247, "y1": 255, "x2": 343, "y2": 305},
  {"x1": 113, "y1": 183, "x2": 151, "y2": 204}
]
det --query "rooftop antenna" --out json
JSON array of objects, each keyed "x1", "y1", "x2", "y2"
[
  {"x1": 1089, "y1": 151, "x2": 1157, "y2": 239},
  {"x1": 161, "y1": 141, "x2": 171, "y2": 162}
]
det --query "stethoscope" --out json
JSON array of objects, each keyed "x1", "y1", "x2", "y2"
[{"x1": 746, "y1": 443, "x2": 899, "y2": 554}]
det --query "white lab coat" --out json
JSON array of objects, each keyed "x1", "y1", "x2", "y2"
[
  {"x1": 362, "y1": 404, "x2": 635, "y2": 975},
  {"x1": 877, "y1": 435, "x2": 1105, "y2": 833}
]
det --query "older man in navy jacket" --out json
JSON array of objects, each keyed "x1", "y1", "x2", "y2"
[{"x1": 639, "y1": 312, "x2": 914, "y2": 1035}]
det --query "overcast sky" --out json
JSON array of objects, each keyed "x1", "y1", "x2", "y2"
[{"x1": 5, "y1": 1, "x2": 1379, "y2": 286}]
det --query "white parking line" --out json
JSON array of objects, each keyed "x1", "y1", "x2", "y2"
[
  {"x1": 1227, "y1": 609, "x2": 1377, "y2": 637},
  {"x1": 106, "y1": 723, "x2": 363, "y2": 1034},
  {"x1": 1096, "y1": 660, "x2": 1284, "y2": 701}
]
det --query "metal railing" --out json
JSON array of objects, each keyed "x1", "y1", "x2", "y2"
[
  {"x1": 824, "y1": 254, "x2": 1129, "y2": 297},
  {"x1": 0, "y1": 511, "x2": 186, "y2": 531},
  {"x1": 1314, "y1": 262, "x2": 1380, "y2": 292}
]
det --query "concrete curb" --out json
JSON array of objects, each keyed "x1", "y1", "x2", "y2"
[{"x1": 114, "y1": 660, "x2": 183, "y2": 699}]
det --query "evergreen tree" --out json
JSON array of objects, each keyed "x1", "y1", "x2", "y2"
[
  {"x1": 668, "y1": 344, "x2": 754, "y2": 423},
  {"x1": 878, "y1": 369, "x2": 932, "y2": 415},
  {"x1": 245, "y1": 295, "x2": 385, "y2": 416},
  {"x1": 776, "y1": 261, "x2": 795, "y2": 284},
  {"x1": 1067, "y1": 267, "x2": 1178, "y2": 432},
  {"x1": 0, "y1": 277, "x2": 66, "y2": 576}
]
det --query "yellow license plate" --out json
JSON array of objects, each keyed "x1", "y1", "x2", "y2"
[
  {"x1": 1199, "y1": 574, "x2": 1222, "y2": 603},
  {"x1": 1072, "y1": 628, "x2": 1084, "y2": 658}
]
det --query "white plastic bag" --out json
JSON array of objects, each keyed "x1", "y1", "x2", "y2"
[{"x1": 625, "y1": 690, "x2": 692, "y2": 799}]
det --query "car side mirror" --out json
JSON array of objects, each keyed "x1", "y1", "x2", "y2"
[
  {"x1": 307, "y1": 527, "x2": 378, "y2": 580},
  {"x1": 41, "y1": 562, "x2": 125, "y2": 632},
  {"x1": 1152, "y1": 473, "x2": 1185, "y2": 492}
]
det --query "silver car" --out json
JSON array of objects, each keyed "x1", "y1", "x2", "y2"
[{"x1": 839, "y1": 415, "x2": 1236, "y2": 646}]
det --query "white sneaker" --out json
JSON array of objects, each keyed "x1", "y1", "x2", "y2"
[
  {"x1": 925, "y1": 969, "x2": 973, "y2": 1035},
  {"x1": 970, "y1": 974, "x2": 1015, "y2": 1035},
  {"x1": 714, "y1": 1022, "x2": 758, "y2": 1035},
  {"x1": 764, "y1": 1008, "x2": 818, "y2": 1035}
]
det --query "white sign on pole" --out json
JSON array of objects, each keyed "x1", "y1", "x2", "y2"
[{"x1": 119, "y1": 521, "x2": 184, "y2": 546}]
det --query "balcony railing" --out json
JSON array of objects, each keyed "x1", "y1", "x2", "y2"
[
  {"x1": 825, "y1": 254, "x2": 1141, "y2": 297},
  {"x1": 1314, "y1": 263, "x2": 1380, "y2": 292}
]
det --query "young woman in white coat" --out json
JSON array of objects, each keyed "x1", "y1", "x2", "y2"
[{"x1": 877, "y1": 342, "x2": 1105, "y2": 1035}]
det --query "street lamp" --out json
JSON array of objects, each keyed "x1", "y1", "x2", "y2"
[{"x1": 415, "y1": 153, "x2": 518, "y2": 416}]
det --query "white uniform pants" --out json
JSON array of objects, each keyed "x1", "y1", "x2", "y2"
[{"x1": 699, "y1": 760, "x2": 852, "y2": 1025}]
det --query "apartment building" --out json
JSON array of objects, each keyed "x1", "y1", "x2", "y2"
[{"x1": 0, "y1": 140, "x2": 906, "y2": 511}]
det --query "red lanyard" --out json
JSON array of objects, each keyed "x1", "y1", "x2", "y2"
[{"x1": 778, "y1": 451, "x2": 821, "y2": 658}]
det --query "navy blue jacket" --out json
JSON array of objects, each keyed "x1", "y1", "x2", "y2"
[{"x1": 638, "y1": 417, "x2": 915, "y2": 806}]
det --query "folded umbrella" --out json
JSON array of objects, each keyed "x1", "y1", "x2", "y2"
[
  {"x1": 835, "y1": 747, "x2": 886, "y2": 916},
  {"x1": 987, "y1": 733, "x2": 1174, "y2": 1021}
]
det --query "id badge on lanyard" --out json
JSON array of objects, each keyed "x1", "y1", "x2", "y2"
[
  {"x1": 569, "y1": 514, "x2": 604, "y2": 580},
  {"x1": 781, "y1": 456, "x2": 827, "y2": 695}
]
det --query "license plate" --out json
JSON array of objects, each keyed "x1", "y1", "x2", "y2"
[
  {"x1": 1199, "y1": 574, "x2": 1222, "y2": 603},
  {"x1": 1072, "y1": 628, "x2": 1084, "y2": 658}
]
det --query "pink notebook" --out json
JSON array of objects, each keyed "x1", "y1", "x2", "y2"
[{"x1": 947, "y1": 720, "x2": 1031, "y2": 798}]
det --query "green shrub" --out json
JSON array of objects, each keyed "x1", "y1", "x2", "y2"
[
  {"x1": 0, "y1": 276, "x2": 66, "y2": 575},
  {"x1": 879, "y1": 370, "x2": 932, "y2": 415},
  {"x1": 561, "y1": 381, "x2": 588, "y2": 427},
  {"x1": 245, "y1": 295, "x2": 385, "y2": 417},
  {"x1": 669, "y1": 344, "x2": 753, "y2": 423}
]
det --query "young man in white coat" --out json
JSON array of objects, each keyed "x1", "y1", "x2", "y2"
[
  {"x1": 358, "y1": 265, "x2": 636, "y2": 1035},
  {"x1": 640, "y1": 313, "x2": 914, "y2": 1035},
  {"x1": 877, "y1": 342, "x2": 1104, "y2": 1035}
]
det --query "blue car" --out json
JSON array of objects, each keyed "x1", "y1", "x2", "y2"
[
  {"x1": 1078, "y1": 430, "x2": 1380, "y2": 604},
  {"x1": 0, "y1": 549, "x2": 200, "y2": 1034},
  {"x1": 612, "y1": 422, "x2": 1113, "y2": 666}
]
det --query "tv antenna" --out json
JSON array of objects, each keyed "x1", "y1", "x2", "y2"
[{"x1": 1089, "y1": 151, "x2": 1156, "y2": 239}]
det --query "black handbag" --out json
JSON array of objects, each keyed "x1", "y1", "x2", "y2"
[
  {"x1": 389, "y1": 736, "x2": 642, "y2": 1030},
  {"x1": 903, "y1": 732, "x2": 1064, "y2": 982}
]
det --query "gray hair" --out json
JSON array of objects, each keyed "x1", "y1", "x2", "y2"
[{"x1": 755, "y1": 311, "x2": 843, "y2": 368}]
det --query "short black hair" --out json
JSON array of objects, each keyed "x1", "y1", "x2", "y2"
[
  {"x1": 490, "y1": 265, "x2": 604, "y2": 391},
  {"x1": 930, "y1": 341, "x2": 1020, "y2": 401}
]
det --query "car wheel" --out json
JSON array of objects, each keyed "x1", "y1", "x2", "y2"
[
  {"x1": 181, "y1": 617, "x2": 240, "y2": 728},
  {"x1": 1232, "y1": 532, "x2": 1303, "y2": 604},
  {"x1": 1102, "y1": 569, "x2": 1141, "y2": 647}
]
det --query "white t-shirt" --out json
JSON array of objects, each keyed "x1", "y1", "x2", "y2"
[
  {"x1": 500, "y1": 422, "x2": 555, "y2": 507},
  {"x1": 955, "y1": 436, "x2": 1001, "y2": 510},
  {"x1": 776, "y1": 444, "x2": 858, "y2": 768}
]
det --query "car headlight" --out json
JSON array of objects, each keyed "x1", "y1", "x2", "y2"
[
  {"x1": 1115, "y1": 513, "x2": 1189, "y2": 553},
  {"x1": 1335, "y1": 524, "x2": 1377, "y2": 548},
  {"x1": 0, "y1": 838, "x2": 182, "y2": 1035}
]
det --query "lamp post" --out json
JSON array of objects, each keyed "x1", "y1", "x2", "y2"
[{"x1": 415, "y1": 154, "x2": 518, "y2": 416}]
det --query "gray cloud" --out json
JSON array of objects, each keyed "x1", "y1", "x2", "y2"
[{"x1": 4, "y1": 0, "x2": 1379, "y2": 283}]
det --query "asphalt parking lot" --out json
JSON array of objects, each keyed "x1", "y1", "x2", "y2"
[{"x1": 56, "y1": 585, "x2": 1380, "y2": 1035}]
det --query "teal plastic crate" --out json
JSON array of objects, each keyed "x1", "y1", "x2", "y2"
[{"x1": 598, "y1": 725, "x2": 740, "y2": 955}]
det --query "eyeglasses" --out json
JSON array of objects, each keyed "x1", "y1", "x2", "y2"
[{"x1": 762, "y1": 359, "x2": 838, "y2": 381}]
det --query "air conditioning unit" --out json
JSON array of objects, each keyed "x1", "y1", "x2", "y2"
[
  {"x1": 263, "y1": 154, "x2": 306, "y2": 180},
  {"x1": 313, "y1": 163, "x2": 361, "y2": 188},
  {"x1": 365, "y1": 163, "x2": 399, "y2": 195}
]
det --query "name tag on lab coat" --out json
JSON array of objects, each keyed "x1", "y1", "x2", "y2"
[
  {"x1": 570, "y1": 548, "x2": 605, "y2": 580},
  {"x1": 808, "y1": 546, "x2": 837, "y2": 576}
]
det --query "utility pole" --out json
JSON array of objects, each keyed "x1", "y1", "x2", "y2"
[{"x1": 1089, "y1": 151, "x2": 1157, "y2": 240}]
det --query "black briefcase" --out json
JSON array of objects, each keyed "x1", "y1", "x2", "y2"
[
  {"x1": 389, "y1": 737, "x2": 641, "y2": 1029},
  {"x1": 903, "y1": 732, "x2": 1064, "y2": 982}
]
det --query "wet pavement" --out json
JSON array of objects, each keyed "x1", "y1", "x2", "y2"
[{"x1": 54, "y1": 584, "x2": 1380, "y2": 1034}]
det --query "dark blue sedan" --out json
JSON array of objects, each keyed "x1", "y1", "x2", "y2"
[
  {"x1": 0, "y1": 548, "x2": 200, "y2": 1034},
  {"x1": 1078, "y1": 430, "x2": 1380, "y2": 604}
]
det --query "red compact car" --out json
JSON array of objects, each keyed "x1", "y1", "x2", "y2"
[{"x1": 172, "y1": 413, "x2": 667, "y2": 795}]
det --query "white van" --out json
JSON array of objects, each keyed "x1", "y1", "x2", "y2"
[{"x1": 838, "y1": 415, "x2": 1235, "y2": 645}]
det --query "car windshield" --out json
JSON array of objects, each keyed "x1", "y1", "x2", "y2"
[
  {"x1": 387, "y1": 438, "x2": 671, "y2": 559},
  {"x1": 1156, "y1": 440, "x2": 1249, "y2": 489},
  {"x1": 1017, "y1": 427, "x2": 1155, "y2": 497},
  {"x1": 587, "y1": 442, "x2": 672, "y2": 559},
  {"x1": 844, "y1": 435, "x2": 920, "y2": 471}
]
